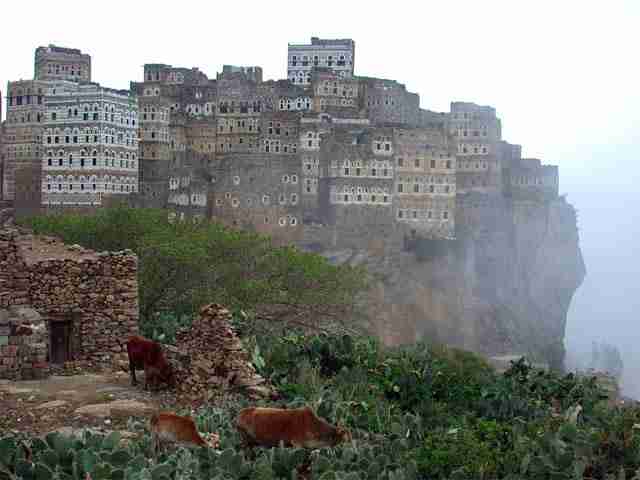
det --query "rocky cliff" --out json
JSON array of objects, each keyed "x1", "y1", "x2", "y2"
[{"x1": 307, "y1": 195, "x2": 585, "y2": 368}]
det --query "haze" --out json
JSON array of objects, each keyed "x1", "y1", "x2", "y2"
[{"x1": 2, "y1": 1, "x2": 638, "y2": 395}]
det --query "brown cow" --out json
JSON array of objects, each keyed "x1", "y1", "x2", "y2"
[
  {"x1": 149, "y1": 412, "x2": 217, "y2": 456},
  {"x1": 235, "y1": 406, "x2": 351, "y2": 449},
  {"x1": 125, "y1": 335, "x2": 175, "y2": 391}
]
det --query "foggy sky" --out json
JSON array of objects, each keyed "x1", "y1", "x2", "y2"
[{"x1": 2, "y1": 1, "x2": 639, "y2": 394}]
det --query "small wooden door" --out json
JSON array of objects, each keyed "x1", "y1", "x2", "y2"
[{"x1": 50, "y1": 322, "x2": 71, "y2": 364}]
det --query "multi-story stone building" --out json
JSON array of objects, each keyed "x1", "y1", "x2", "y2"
[
  {"x1": 287, "y1": 37, "x2": 355, "y2": 85},
  {"x1": 449, "y1": 102, "x2": 503, "y2": 195},
  {"x1": 34, "y1": 36, "x2": 556, "y2": 251},
  {"x1": 34, "y1": 45, "x2": 91, "y2": 83},
  {"x1": 4, "y1": 46, "x2": 138, "y2": 208},
  {"x1": 41, "y1": 82, "x2": 138, "y2": 206},
  {"x1": 2, "y1": 80, "x2": 47, "y2": 200}
]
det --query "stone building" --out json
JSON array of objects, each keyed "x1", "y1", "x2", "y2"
[
  {"x1": 217, "y1": 65, "x2": 263, "y2": 84},
  {"x1": 126, "y1": 37, "x2": 562, "y2": 255},
  {"x1": 0, "y1": 227, "x2": 138, "y2": 380},
  {"x1": 449, "y1": 102, "x2": 503, "y2": 196},
  {"x1": 41, "y1": 82, "x2": 138, "y2": 207},
  {"x1": 393, "y1": 127, "x2": 457, "y2": 239},
  {"x1": 287, "y1": 37, "x2": 355, "y2": 85},
  {"x1": 361, "y1": 77, "x2": 421, "y2": 126},
  {"x1": 2, "y1": 80, "x2": 48, "y2": 200},
  {"x1": 507, "y1": 158, "x2": 559, "y2": 199},
  {"x1": 3, "y1": 46, "x2": 139, "y2": 209},
  {"x1": 34, "y1": 45, "x2": 92, "y2": 83}
]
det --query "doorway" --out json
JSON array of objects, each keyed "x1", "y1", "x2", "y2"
[{"x1": 50, "y1": 321, "x2": 72, "y2": 364}]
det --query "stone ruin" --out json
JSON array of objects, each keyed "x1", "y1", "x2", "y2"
[
  {"x1": 0, "y1": 226, "x2": 139, "y2": 380},
  {"x1": 168, "y1": 303, "x2": 274, "y2": 404}
]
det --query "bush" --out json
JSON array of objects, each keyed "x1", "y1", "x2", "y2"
[{"x1": 20, "y1": 206, "x2": 368, "y2": 330}]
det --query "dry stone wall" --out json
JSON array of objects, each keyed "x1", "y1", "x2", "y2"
[
  {"x1": 171, "y1": 303, "x2": 274, "y2": 405},
  {"x1": 0, "y1": 227, "x2": 139, "y2": 379}
]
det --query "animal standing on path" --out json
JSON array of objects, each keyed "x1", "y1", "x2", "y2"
[
  {"x1": 235, "y1": 406, "x2": 351, "y2": 449},
  {"x1": 125, "y1": 335, "x2": 175, "y2": 391}
]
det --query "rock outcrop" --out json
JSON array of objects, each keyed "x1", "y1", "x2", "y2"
[{"x1": 309, "y1": 196, "x2": 585, "y2": 368}]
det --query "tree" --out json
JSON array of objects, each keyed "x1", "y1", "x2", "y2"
[{"x1": 20, "y1": 205, "x2": 369, "y2": 332}]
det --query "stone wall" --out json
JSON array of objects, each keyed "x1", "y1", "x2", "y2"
[
  {"x1": 0, "y1": 227, "x2": 139, "y2": 379},
  {"x1": 0, "y1": 306, "x2": 48, "y2": 380}
]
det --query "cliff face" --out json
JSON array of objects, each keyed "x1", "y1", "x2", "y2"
[{"x1": 311, "y1": 196, "x2": 585, "y2": 368}]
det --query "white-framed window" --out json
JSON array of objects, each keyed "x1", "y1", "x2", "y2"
[{"x1": 278, "y1": 217, "x2": 286, "y2": 226}]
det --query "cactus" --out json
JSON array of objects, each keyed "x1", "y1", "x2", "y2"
[
  {"x1": 101, "y1": 432, "x2": 121, "y2": 452},
  {"x1": 29, "y1": 439, "x2": 49, "y2": 456},
  {"x1": 33, "y1": 462, "x2": 53, "y2": 480},
  {"x1": 108, "y1": 449, "x2": 131, "y2": 468},
  {"x1": 0, "y1": 438, "x2": 16, "y2": 470},
  {"x1": 150, "y1": 462, "x2": 174, "y2": 480},
  {"x1": 15, "y1": 459, "x2": 34, "y2": 479},
  {"x1": 40, "y1": 449, "x2": 60, "y2": 469},
  {"x1": 77, "y1": 449, "x2": 98, "y2": 476}
]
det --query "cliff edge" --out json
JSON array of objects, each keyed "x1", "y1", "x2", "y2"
[{"x1": 311, "y1": 195, "x2": 585, "y2": 368}]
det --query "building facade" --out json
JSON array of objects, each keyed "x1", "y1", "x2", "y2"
[
  {"x1": 287, "y1": 37, "x2": 355, "y2": 85},
  {"x1": 41, "y1": 82, "x2": 138, "y2": 206},
  {"x1": 2, "y1": 80, "x2": 47, "y2": 200},
  {"x1": 4, "y1": 46, "x2": 138, "y2": 207},
  {"x1": 34, "y1": 45, "x2": 91, "y2": 83}
]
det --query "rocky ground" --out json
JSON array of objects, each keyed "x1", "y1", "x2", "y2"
[{"x1": 0, "y1": 370, "x2": 177, "y2": 440}]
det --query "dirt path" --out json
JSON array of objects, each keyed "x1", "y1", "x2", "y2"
[{"x1": 0, "y1": 371, "x2": 177, "y2": 437}]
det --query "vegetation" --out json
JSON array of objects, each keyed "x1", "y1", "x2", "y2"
[
  {"x1": 19, "y1": 206, "x2": 369, "y2": 337},
  {"x1": 11, "y1": 208, "x2": 640, "y2": 478},
  {"x1": 3, "y1": 331, "x2": 640, "y2": 479}
]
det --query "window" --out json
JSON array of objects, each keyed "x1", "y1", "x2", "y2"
[
  {"x1": 443, "y1": 211, "x2": 449, "y2": 220},
  {"x1": 431, "y1": 160, "x2": 436, "y2": 168},
  {"x1": 413, "y1": 184, "x2": 419, "y2": 193},
  {"x1": 398, "y1": 158, "x2": 403, "y2": 167},
  {"x1": 397, "y1": 183, "x2": 403, "y2": 193},
  {"x1": 414, "y1": 159, "x2": 420, "y2": 168},
  {"x1": 290, "y1": 217, "x2": 297, "y2": 226},
  {"x1": 278, "y1": 217, "x2": 286, "y2": 226},
  {"x1": 291, "y1": 193, "x2": 298, "y2": 204},
  {"x1": 262, "y1": 195, "x2": 270, "y2": 205}
]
